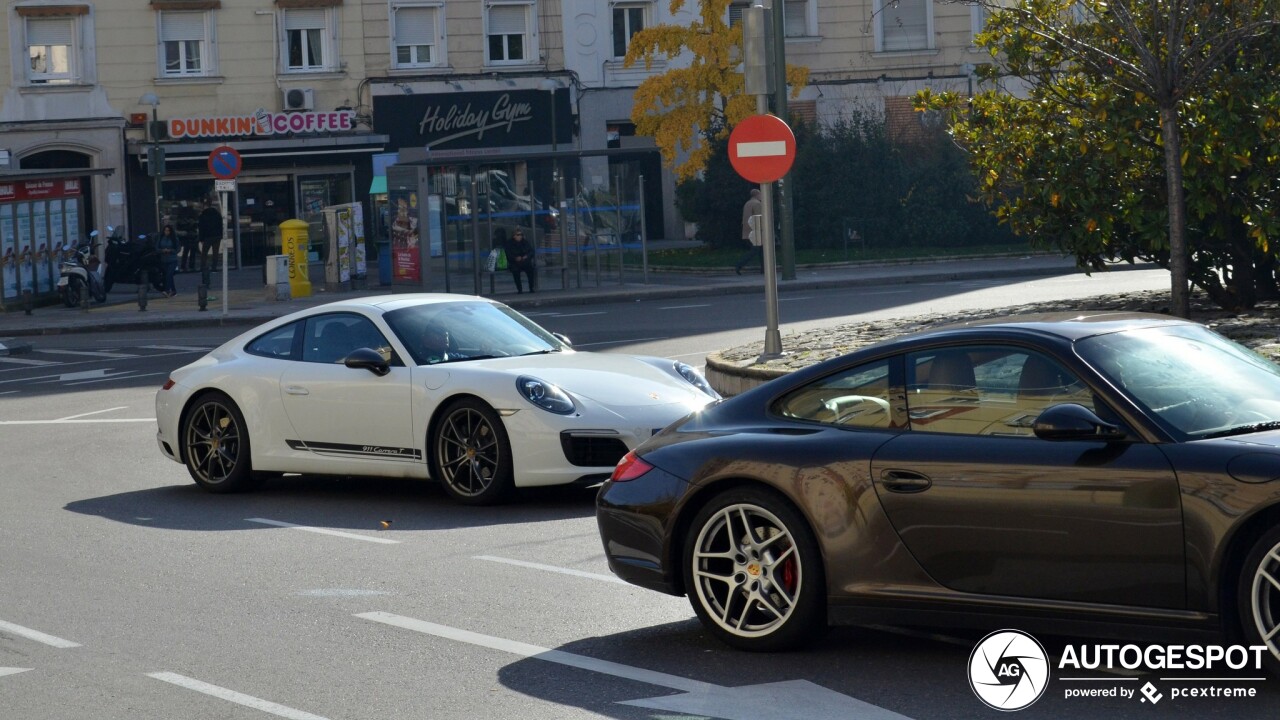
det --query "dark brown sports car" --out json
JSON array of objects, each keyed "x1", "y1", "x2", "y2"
[{"x1": 596, "y1": 313, "x2": 1280, "y2": 665}]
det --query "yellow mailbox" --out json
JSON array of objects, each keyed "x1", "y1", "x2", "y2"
[{"x1": 279, "y1": 219, "x2": 312, "y2": 298}]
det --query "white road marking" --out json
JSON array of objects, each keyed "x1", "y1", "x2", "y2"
[
  {"x1": 146, "y1": 672, "x2": 332, "y2": 720},
  {"x1": 65, "y1": 371, "x2": 167, "y2": 386},
  {"x1": 574, "y1": 336, "x2": 668, "y2": 348},
  {"x1": 659, "y1": 303, "x2": 711, "y2": 310},
  {"x1": 56, "y1": 369, "x2": 109, "y2": 381},
  {"x1": 735, "y1": 140, "x2": 787, "y2": 158},
  {"x1": 356, "y1": 612, "x2": 711, "y2": 693},
  {"x1": 0, "y1": 356, "x2": 60, "y2": 366},
  {"x1": 777, "y1": 296, "x2": 814, "y2": 302},
  {"x1": 551, "y1": 311, "x2": 607, "y2": 318},
  {"x1": 34, "y1": 349, "x2": 138, "y2": 358},
  {"x1": 0, "y1": 390, "x2": 17, "y2": 396},
  {"x1": 0, "y1": 619, "x2": 81, "y2": 648},
  {"x1": 861, "y1": 289, "x2": 912, "y2": 296},
  {"x1": 245, "y1": 518, "x2": 401, "y2": 545},
  {"x1": 473, "y1": 555, "x2": 630, "y2": 585},
  {"x1": 0, "y1": 418, "x2": 154, "y2": 425},
  {"x1": 56, "y1": 406, "x2": 128, "y2": 421},
  {"x1": 0, "y1": 668, "x2": 32, "y2": 678},
  {"x1": 140, "y1": 345, "x2": 211, "y2": 352}
]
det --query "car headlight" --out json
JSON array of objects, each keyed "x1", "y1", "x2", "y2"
[
  {"x1": 516, "y1": 375, "x2": 576, "y2": 414},
  {"x1": 674, "y1": 361, "x2": 720, "y2": 399}
]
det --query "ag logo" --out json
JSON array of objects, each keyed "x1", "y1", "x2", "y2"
[{"x1": 969, "y1": 629, "x2": 1049, "y2": 711}]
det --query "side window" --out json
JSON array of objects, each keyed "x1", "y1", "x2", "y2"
[
  {"x1": 774, "y1": 359, "x2": 895, "y2": 429},
  {"x1": 302, "y1": 313, "x2": 399, "y2": 365},
  {"x1": 246, "y1": 321, "x2": 300, "y2": 360},
  {"x1": 906, "y1": 347, "x2": 1095, "y2": 437}
]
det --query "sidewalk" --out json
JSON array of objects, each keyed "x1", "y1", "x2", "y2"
[{"x1": 0, "y1": 252, "x2": 1114, "y2": 340}]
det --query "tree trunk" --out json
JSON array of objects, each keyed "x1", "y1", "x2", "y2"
[{"x1": 1159, "y1": 105, "x2": 1191, "y2": 318}]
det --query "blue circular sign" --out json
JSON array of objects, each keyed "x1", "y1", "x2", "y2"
[{"x1": 207, "y1": 146, "x2": 242, "y2": 180}]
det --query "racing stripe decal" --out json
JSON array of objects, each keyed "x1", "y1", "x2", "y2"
[{"x1": 286, "y1": 439, "x2": 422, "y2": 461}]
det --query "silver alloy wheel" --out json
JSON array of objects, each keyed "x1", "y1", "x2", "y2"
[
  {"x1": 690, "y1": 502, "x2": 802, "y2": 638},
  {"x1": 436, "y1": 406, "x2": 502, "y2": 498},
  {"x1": 185, "y1": 399, "x2": 242, "y2": 486},
  {"x1": 1250, "y1": 541, "x2": 1280, "y2": 663}
]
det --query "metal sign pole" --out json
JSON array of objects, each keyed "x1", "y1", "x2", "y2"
[
  {"x1": 219, "y1": 189, "x2": 230, "y2": 317},
  {"x1": 745, "y1": 5, "x2": 783, "y2": 358}
]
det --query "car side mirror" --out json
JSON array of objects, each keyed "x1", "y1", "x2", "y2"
[
  {"x1": 344, "y1": 347, "x2": 390, "y2": 376},
  {"x1": 553, "y1": 332, "x2": 572, "y2": 347},
  {"x1": 1034, "y1": 403, "x2": 1127, "y2": 442}
]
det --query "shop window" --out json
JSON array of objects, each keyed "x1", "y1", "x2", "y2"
[
  {"x1": 728, "y1": 1, "x2": 746, "y2": 26},
  {"x1": 25, "y1": 16, "x2": 79, "y2": 85},
  {"x1": 282, "y1": 7, "x2": 336, "y2": 72},
  {"x1": 392, "y1": 3, "x2": 443, "y2": 69},
  {"x1": 158, "y1": 10, "x2": 215, "y2": 77},
  {"x1": 486, "y1": 2, "x2": 535, "y2": 65},
  {"x1": 611, "y1": 2, "x2": 647, "y2": 59},
  {"x1": 875, "y1": 0, "x2": 931, "y2": 52},
  {"x1": 783, "y1": 0, "x2": 810, "y2": 37}
]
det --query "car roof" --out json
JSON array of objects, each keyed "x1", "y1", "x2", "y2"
[
  {"x1": 304, "y1": 293, "x2": 497, "y2": 315},
  {"x1": 898, "y1": 311, "x2": 1195, "y2": 344}
]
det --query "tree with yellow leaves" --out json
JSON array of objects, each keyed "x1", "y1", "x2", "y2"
[{"x1": 624, "y1": 0, "x2": 808, "y2": 181}]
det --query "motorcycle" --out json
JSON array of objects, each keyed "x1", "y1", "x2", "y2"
[
  {"x1": 102, "y1": 228, "x2": 165, "y2": 294},
  {"x1": 56, "y1": 231, "x2": 107, "y2": 307}
]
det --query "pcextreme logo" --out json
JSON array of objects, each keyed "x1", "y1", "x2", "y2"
[{"x1": 968, "y1": 630, "x2": 1271, "y2": 711}]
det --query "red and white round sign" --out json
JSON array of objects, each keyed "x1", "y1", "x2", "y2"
[{"x1": 729, "y1": 114, "x2": 796, "y2": 183}]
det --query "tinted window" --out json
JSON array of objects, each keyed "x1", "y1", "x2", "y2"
[
  {"x1": 384, "y1": 300, "x2": 563, "y2": 366},
  {"x1": 775, "y1": 359, "x2": 895, "y2": 428},
  {"x1": 245, "y1": 322, "x2": 300, "y2": 360},
  {"x1": 906, "y1": 346, "x2": 1094, "y2": 437},
  {"x1": 302, "y1": 313, "x2": 398, "y2": 365}
]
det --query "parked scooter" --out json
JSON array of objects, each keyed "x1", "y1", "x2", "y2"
[
  {"x1": 56, "y1": 230, "x2": 107, "y2": 307},
  {"x1": 103, "y1": 227, "x2": 165, "y2": 293}
]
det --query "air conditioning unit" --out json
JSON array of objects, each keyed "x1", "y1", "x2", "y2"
[{"x1": 282, "y1": 87, "x2": 315, "y2": 112}]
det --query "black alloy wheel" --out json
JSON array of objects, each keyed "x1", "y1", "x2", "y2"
[
  {"x1": 1238, "y1": 526, "x2": 1280, "y2": 677},
  {"x1": 182, "y1": 391, "x2": 255, "y2": 493},
  {"x1": 432, "y1": 398, "x2": 513, "y2": 505},
  {"x1": 683, "y1": 486, "x2": 826, "y2": 651}
]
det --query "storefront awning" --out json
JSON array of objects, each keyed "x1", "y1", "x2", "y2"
[
  {"x1": 127, "y1": 134, "x2": 390, "y2": 163},
  {"x1": 369, "y1": 176, "x2": 386, "y2": 195},
  {"x1": 0, "y1": 167, "x2": 114, "y2": 180}
]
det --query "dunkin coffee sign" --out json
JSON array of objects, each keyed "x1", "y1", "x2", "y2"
[{"x1": 168, "y1": 109, "x2": 355, "y2": 140}]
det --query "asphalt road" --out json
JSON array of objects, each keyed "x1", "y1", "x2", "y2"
[{"x1": 4, "y1": 266, "x2": 1279, "y2": 719}]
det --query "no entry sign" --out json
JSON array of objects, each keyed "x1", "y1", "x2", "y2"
[
  {"x1": 729, "y1": 114, "x2": 796, "y2": 183},
  {"x1": 207, "y1": 145, "x2": 242, "y2": 180}
]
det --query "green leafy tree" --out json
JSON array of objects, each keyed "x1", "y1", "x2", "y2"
[
  {"x1": 923, "y1": 0, "x2": 1280, "y2": 315},
  {"x1": 624, "y1": 0, "x2": 809, "y2": 181}
]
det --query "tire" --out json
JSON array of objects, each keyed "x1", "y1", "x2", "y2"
[
  {"x1": 1237, "y1": 526, "x2": 1280, "y2": 677},
  {"x1": 431, "y1": 398, "x2": 513, "y2": 505},
  {"x1": 182, "y1": 391, "x2": 256, "y2": 493},
  {"x1": 62, "y1": 278, "x2": 83, "y2": 308},
  {"x1": 103, "y1": 277, "x2": 114, "y2": 293},
  {"x1": 683, "y1": 487, "x2": 826, "y2": 651}
]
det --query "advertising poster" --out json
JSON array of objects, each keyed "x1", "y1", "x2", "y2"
[
  {"x1": 336, "y1": 208, "x2": 351, "y2": 283},
  {"x1": 428, "y1": 195, "x2": 444, "y2": 259},
  {"x1": 65, "y1": 197, "x2": 79, "y2": 247},
  {"x1": 389, "y1": 187, "x2": 420, "y2": 283},
  {"x1": 50, "y1": 199, "x2": 64, "y2": 253},
  {"x1": 351, "y1": 202, "x2": 366, "y2": 277},
  {"x1": 1, "y1": 205, "x2": 15, "y2": 301},
  {"x1": 33, "y1": 201, "x2": 48, "y2": 294},
  {"x1": 17, "y1": 203, "x2": 32, "y2": 293}
]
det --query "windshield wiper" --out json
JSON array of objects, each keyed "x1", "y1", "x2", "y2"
[
  {"x1": 519, "y1": 349, "x2": 558, "y2": 356},
  {"x1": 1203, "y1": 421, "x2": 1280, "y2": 439},
  {"x1": 437, "y1": 354, "x2": 500, "y2": 364}
]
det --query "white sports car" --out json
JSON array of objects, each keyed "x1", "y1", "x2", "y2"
[{"x1": 155, "y1": 294, "x2": 719, "y2": 504}]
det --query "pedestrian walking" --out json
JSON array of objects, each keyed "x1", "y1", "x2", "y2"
[
  {"x1": 155, "y1": 224, "x2": 180, "y2": 297},
  {"x1": 734, "y1": 188, "x2": 763, "y2": 275},
  {"x1": 197, "y1": 199, "x2": 223, "y2": 284},
  {"x1": 505, "y1": 228, "x2": 537, "y2": 293}
]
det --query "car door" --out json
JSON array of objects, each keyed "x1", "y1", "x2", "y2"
[
  {"x1": 869, "y1": 345, "x2": 1185, "y2": 609},
  {"x1": 279, "y1": 312, "x2": 417, "y2": 468}
]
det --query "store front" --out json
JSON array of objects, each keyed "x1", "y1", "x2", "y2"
[{"x1": 126, "y1": 110, "x2": 387, "y2": 270}]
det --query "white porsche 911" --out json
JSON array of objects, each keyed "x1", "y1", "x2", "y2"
[{"x1": 155, "y1": 294, "x2": 719, "y2": 504}]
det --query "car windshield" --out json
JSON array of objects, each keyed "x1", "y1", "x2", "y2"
[
  {"x1": 1076, "y1": 324, "x2": 1280, "y2": 439},
  {"x1": 383, "y1": 300, "x2": 564, "y2": 366}
]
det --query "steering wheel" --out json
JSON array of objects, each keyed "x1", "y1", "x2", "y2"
[{"x1": 825, "y1": 395, "x2": 892, "y2": 424}]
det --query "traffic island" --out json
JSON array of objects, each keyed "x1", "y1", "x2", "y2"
[{"x1": 704, "y1": 289, "x2": 1280, "y2": 397}]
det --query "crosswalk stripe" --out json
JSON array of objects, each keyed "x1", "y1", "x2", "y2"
[
  {"x1": 0, "y1": 356, "x2": 60, "y2": 366},
  {"x1": 33, "y1": 349, "x2": 138, "y2": 358},
  {"x1": 139, "y1": 345, "x2": 212, "y2": 352}
]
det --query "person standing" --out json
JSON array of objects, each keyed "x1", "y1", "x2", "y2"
[
  {"x1": 197, "y1": 199, "x2": 223, "y2": 282},
  {"x1": 735, "y1": 188, "x2": 764, "y2": 275},
  {"x1": 155, "y1": 224, "x2": 180, "y2": 297},
  {"x1": 505, "y1": 228, "x2": 537, "y2": 293}
]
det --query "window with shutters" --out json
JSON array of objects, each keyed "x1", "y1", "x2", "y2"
[
  {"x1": 876, "y1": 0, "x2": 932, "y2": 52},
  {"x1": 392, "y1": 4, "x2": 442, "y2": 68},
  {"x1": 26, "y1": 17, "x2": 78, "y2": 84},
  {"x1": 728, "y1": 1, "x2": 810, "y2": 37},
  {"x1": 282, "y1": 7, "x2": 334, "y2": 71},
  {"x1": 158, "y1": 10, "x2": 213, "y2": 76},
  {"x1": 486, "y1": 2, "x2": 535, "y2": 65},
  {"x1": 611, "y1": 2, "x2": 648, "y2": 59}
]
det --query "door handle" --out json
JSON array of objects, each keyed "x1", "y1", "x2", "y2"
[
  {"x1": 285, "y1": 385, "x2": 310, "y2": 396},
  {"x1": 880, "y1": 469, "x2": 932, "y2": 493}
]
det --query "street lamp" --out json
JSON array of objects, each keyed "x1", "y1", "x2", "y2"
[{"x1": 139, "y1": 92, "x2": 163, "y2": 235}]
